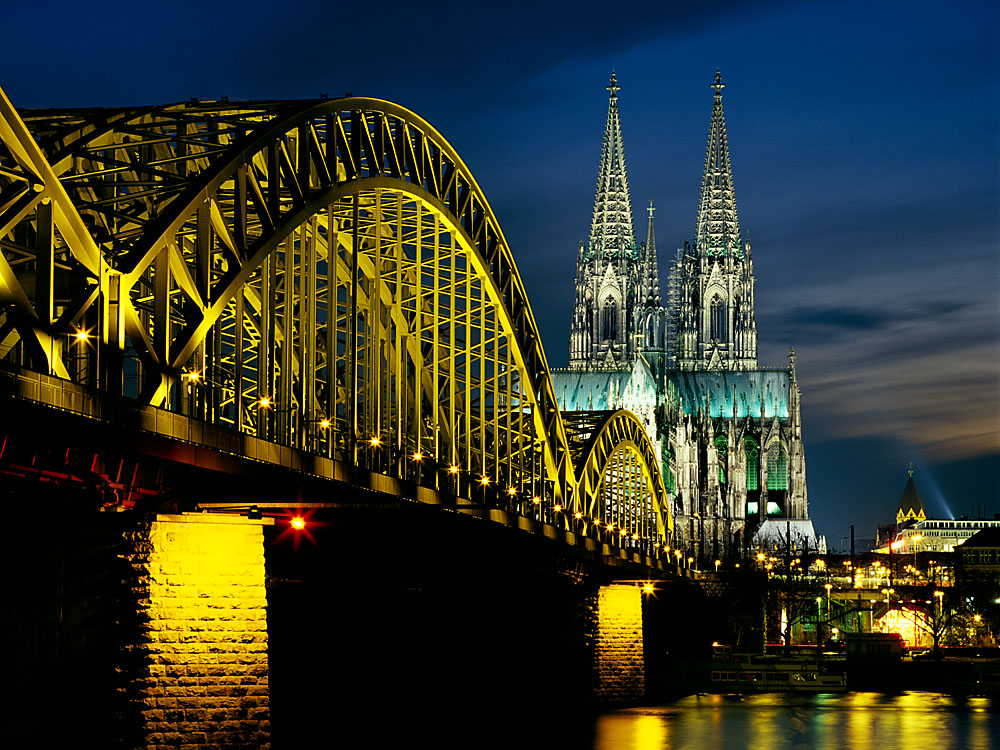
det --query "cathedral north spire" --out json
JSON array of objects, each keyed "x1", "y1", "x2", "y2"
[
  {"x1": 589, "y1": 71, "x2": 636, "y2": 259},
  {"x1": 695, "y1": 70, "x2": 741, "y2": 258}
]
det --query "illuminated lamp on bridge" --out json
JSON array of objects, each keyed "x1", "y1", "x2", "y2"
[{"x1": 290, "y1": 516, "x2": 306, "y2": 530}]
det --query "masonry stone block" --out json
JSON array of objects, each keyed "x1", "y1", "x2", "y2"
[{"x1": 127, "y1": 513, "x2": 272, "y2": 749}]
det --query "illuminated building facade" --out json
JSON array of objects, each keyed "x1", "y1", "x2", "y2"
[{"x1": 556, "y1": 72, "x2": 822, "y2": 559}]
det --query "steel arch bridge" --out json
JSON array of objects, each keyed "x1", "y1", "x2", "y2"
[{"x1": 0, "y1": 87, "x2": 673, "y2": 553}]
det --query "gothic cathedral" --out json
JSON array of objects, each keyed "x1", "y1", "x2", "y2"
[{"x1": 553, "y1": 72, "x2": 824, "y2": 560}]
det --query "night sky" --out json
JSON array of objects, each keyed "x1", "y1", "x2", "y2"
[{"x1": 3, "y1": 0, "x2": 997, "y2": 546}]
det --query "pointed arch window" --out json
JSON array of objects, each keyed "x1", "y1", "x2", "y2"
[
  {"x1": 715, "y1": 433, "x2": 728, "y2": 485},
  {"x1": 744, "y1": 437, "x2": 759, "y2": 491},
  {"x1": 767, "y1": 442, "x2": 789, "y2": 491},
  {"x1": 711, "y1": 295, "x2": 726, "y2": 341},
  {"x1": 603, "y1": 300, "x2": 618, "y2": 341}
]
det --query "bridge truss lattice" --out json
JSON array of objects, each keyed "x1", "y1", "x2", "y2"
[{"x1": 0, "y1": 88, "x2": 673, "y2": 551}]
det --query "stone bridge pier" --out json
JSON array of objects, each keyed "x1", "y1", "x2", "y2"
[{"x1": 8, "y1": 500, "x2": 696, "y2": 749}]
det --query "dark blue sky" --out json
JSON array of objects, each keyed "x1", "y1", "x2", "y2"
[{"x1": 4, "y1": 0, "x2": 997, "y2": 543}]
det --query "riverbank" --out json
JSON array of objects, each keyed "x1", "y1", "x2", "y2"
[{"x1": 652, "y1": 653, "x2": 1000, "y2": 700}]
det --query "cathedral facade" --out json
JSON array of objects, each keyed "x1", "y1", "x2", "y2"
[{"x1": 554, "y1": 72, "x2": 822, "y2": 561}]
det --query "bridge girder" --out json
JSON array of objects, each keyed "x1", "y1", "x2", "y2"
[{"x1": 0, "y1": 88, "x2": 672, "y2": 549}]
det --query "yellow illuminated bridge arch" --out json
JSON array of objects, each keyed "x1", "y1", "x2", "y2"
[{"x1": 0, "y1": 88, "x2": 673, "y2": 553}]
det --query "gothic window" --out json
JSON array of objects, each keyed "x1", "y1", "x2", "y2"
[
  {"x1": 715, "y1": 434, "x2": 727, "y2": 485},
  {"x1": 646, "y1": 315, "x2": 656, "y2": 348},
  {"x1": 661, "y1": 446, "x2": 676, "y2": 492},
  {"x1": 744, "y1": 437, "x2": 759, "y2": 491},
  {"x1": 711, "y1": 295, "x2": 726, "y2": 341},
  {"x1": 603, "y1": 301, "x2": 617, "y2": 341},
  {"x1": 766, "y1": 442, "x2": 789, "y2": 491}
]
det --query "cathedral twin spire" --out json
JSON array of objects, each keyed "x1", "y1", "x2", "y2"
[
  {"x1": 695, "y1": 70, "x2": 742, "y2": 258},
  {"x1": 588, "y1": 72, "x2": 637, "y2": 259},
  {"x1": 571, "y1": 70, "x2": 756, "y2": 372}
]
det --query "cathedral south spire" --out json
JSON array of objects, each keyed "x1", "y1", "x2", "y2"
[
  {"x1": 589, "y1": 71, "x2": 636, "y2": 260},
  {"x1": 695, "y1": 70, "x2": 741, "y2": 258},
  {"x1": 670, "y1": 70, "x2": 758, "y2": 370}
]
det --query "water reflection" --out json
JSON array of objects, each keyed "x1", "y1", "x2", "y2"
[{"x1": 593, "y1": 693, "x2": 997, "y2": 750}]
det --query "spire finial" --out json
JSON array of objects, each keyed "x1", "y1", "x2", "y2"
[
  {"x1": 908, "y1": 462, "x2": 914, "y2": 478},
  {"x1": 712, "y1": 69, "x2": 724, "y2": 99},
  {"x1": 647, "y1": 198, "x2": 655, "y2": 219},
  {"x1": 607, "y1": 71, "x2": 620, "y2": 99}
]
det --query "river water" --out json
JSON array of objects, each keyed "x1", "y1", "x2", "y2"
[{"x1": 590, "y1": 692, "x2": 997, "y2": 750}]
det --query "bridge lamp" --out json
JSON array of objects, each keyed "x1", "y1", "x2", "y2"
[
  {"x1": 574, "y1": 511, "x2": 582, "y2": 520},
  {"x1": 531, "y1": 496, "x2": 540, "y2": 504},
  {"x1": 412, "y1": 451, "x2": 423, "y2": 461},
  {"x1": 553, "y1": 504, "x2": 562, "y2": 513},
  {"x1": 687, "y1": 556, "x2": 694, "y2": 565},
  {"x1": 643, "y1": 583, "x2": 655, "y2": 594},
  {"x1": 632, "y1": 533, "x2": 639, "y2": 541},
  {"x1": 258, "y1": 396, "x2": 271, "y2": 409},
  {"x1": 715, "y1": 559, "x2": 721, "y2": 572},
  {"x1": 290, "y1": 516, "x2": 306, "y2": 530},
  {"x1": 319, "y1": 418, "x2": 331, "y2": 430},
  {"x1": 369, "y1": 436, "x2": 381, "y2": 448},
  {"x1": 619, "y1": 529, "x2": 627, "y2": 537},
  {"x1": 73, "y1": 328, "x2": 91, "y2": 343},
  {"x1": 508, "y1": 487, "x2": 518, "y2": 497},
  {"x1": 479, "y1": 476, "x2": 490, "y2": 486},
  {"x1": 449, "y1": 464, "x2": 460, "y2": 475},
  {"x1": 183, "y1": 370, "x2": 201, "y2": 383}
]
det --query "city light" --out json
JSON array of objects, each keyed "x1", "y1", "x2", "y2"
[{"x1": 290, "y1": 516, "x2": 305, "y2": 530}]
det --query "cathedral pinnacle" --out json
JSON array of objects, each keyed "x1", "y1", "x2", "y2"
[
  {"x1": 607, "y1": 71, "x2": 620, "y2": 98},
  {"x1": 640, "y1": 198, "x2": 660, "y2": 307}
]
